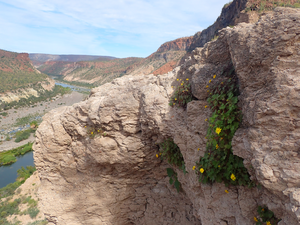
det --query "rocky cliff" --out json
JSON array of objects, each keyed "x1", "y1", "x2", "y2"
[
  {"x1": 33, "y1": 7, "x2": 300, "y2": 225},
  {"x1": 0, "y1": 49, "x2": 55, "y2": 103}
]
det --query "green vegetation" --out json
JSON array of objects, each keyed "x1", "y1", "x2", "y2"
[
  {"x1": 26, "y1": 220, "x2": 48, "y2": 225},
  {"x1": 0, "y1": 85, "x2": 72, "y2": 111},
  {"x1": 195, "y1": 69, "x2": 252, "y2": 187},
  {"x1": 245, "y1": 0, "x2": 300, "y2": 12},
  {"x1": 0, "y1": 143, "x2": 33, "y2": 166},
  {"x1": 0, "y1": 166, "x2": 36, "y2": 198},
  {"x1": 0, "y1": 112, "x2": 8, "y2": 117},
  {"x1": 0, "y1": 198, "x2": 21, "y2": 224},
  {"x1": 14, "y1": 129, "x2": 35, "y2": 143},
  {"x1": 254, "y1": 206, "x2": 281, "y2": 224},
  {"x1": 15, "y1": 113, "x2": 42, "y2": 127},
  {"x1": 169, "y1": 78, "x2": 193, "y2": 108},
  {"x1": 157, "y1": 139, "x2": 186, "y2": 192}
]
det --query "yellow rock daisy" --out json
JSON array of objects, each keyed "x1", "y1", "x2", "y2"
[
  {"x1": 192, "y1": 166, "x2": 195, "y2": 170},
  {"x1": 209, "y1": 80, "x2": 212, "y2": 83},
  {"x1": 177, "y1": 79, "x2": 179, "y2": 81},
  {"x1": 186, "y1": 78, "x2": 189, "y2": 81},
  {"x1": 200, "y1": 168, "x2": 204, "y2": 173},
  {"x1": 225, "y1": 190, "x2": 229, "y2": 193},
  {"x1": 254, "y1": 217, "x2": 258, "y2": 222},
  {"x1": 215, "y1": 127, "x2": 222, "y2": 135},
  {"x1": 230, "y1": 173, "x2": 236, "y2": 181},
  {"x1": 205, "y1": 105, "x2": 208, "y2": 108},
  {"x1": 216, "y1": 144, "x2": 219, "y2": 149},
  {"x1": 266, "y1": 222, "x2": 271, "y2": 225},
  {"x1": 156, "y1": 154, "x2": 159, "y2": 158},
  {"x1": 197, "y1": 148, "x2": 200, "y2": 151},
  {"x1": 213, "y1": 75, "x2": 216, "y2": 79}
]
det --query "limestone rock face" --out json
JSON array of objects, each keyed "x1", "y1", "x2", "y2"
[{"x1": 34, "y1": 7, "x2": 300, "y2": 225}]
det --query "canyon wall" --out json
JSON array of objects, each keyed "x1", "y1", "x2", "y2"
[{"x1": 34, "y1": 7, "x2": 300, "y2": 225}]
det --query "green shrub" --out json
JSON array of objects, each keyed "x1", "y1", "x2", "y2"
[
  {"x1": 195, "y1": 73, "x2": 252, "y2": 187},
  {"x1": 254, "y1": 205, "x2": 281, "y2": 224},
  {"x1": 169, "y1": 78, "x2": 193, "y2": 108},
  {"x1": 26, "y1": 220, "x2": 48, "y2": 225},
  {"x1": 158, "y1": 138, "x2": 186, "y2": 172},
  {"x1": 166, "y1": 168, "x2": 181, "y2": 192},
  {"x1": 15, "y1": 130, "x2": 31, "y2": 143},
  {"x1": 26, "y1": 208, "x2": 39, "y2": 219}
]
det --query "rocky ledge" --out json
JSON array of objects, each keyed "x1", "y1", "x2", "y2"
[{"x1": 34, "y1": 8, "x2": 300, "y2": 225}]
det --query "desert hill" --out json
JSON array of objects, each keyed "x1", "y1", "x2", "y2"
[
  {"x1": 32, "y1": 36, "x2": 193, "y2": 87},
  {"x1": 0, "y1": 50, "x2": 50, "y2": 93}
]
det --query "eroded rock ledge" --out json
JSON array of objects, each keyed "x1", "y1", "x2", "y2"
[{"x1": 34, "y1": 8, "x2": 300, "y2": 225}]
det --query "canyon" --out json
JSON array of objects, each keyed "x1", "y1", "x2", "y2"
[{"x1": 33, "y1": 6, "x2": 300, "y2": 225}]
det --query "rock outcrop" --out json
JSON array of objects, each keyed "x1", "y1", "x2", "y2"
[
  {"x1": 156, "y1": 37, "x2": 193, "y2": 53},
  {"x1": 34, "y1": 7, "x2": 300, "y2": 225}
]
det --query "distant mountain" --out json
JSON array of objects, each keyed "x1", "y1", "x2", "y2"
[
  {"x1": 29, "y1": 54, "x2": 115, "y2": 64},
  {"x1": 32, "y1": 36, "x2": 193, "y2": 87},
  {"x1": 0, "y1": 49, "x2": 52, "y2": 93}
]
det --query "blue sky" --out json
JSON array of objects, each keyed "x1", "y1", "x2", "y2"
[{"x1": 0, "y1": 0, "x2": 231, "y2": 58}]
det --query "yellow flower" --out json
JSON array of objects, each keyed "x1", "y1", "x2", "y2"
[
  {"x1": 209, "y1": 80, "x2": 212, "y2": 83},
  {"x1": 213, "y1": 75, "x2": 216, "y2": 79},
  {"x1": 173, "y1": 103, "x2": 175, "y2": 105},
  {"x1": 225, "y1": 190, "x2": 229, "y2": 193},
  {"x1": 84, "y1": 126, "x2": 86, "y2": 128},
  {"x1": 197, "y1": 148, "x2": 200, "y2": 151},
  {"x1": 216, "y1": 144, "x2": 219, "y2": 149},
  {"x1": 181, "y1": 83, "x2": 183, "y2": 86},
  {"x1": 192, "y1": 166, "x2": 196, "y2": 170},
  {"x1": 205, "y1": 105, "x2": 208, "y2": 108},
  {"x1": 254, "y1": 217, "x2": 258, "y2": 222},
  {"x1": 205, "y1": 118, "x2": 208, "y2": 121},
  {"x1": 207, "y1": 90, "x2": 209, "y2": 93},
  {"x1": 215, "y1": 127, "x2": 222, "y2": 135},
  {"x1": 230, "y1": 173, "x2": 236, "y2": 181},
  {"x1": 177, "y1": 79, "x2": 179, "y2": 81},
  {"x1": 221, "y1": 82, "x2": 223, "y2": 84},
  {"x1": 206, "y1": 85, "x2": 209, "y2": 88},
  {"x1": 266, "y1": 222, "x2": 271, "y2": 225},
  {"x1": 186, "y1": 78, "x2": 189, "y2": 81},
  {"x1": 156, "y1": 154, "x2": 159, "y2": 158},
  {"x1": 91, "y1": 132, "x2": 93, "y2": 135},
  {"x1": 200, "y1": 168, "x2": 204, "y2": 173},
  {"x1": 98, "y1": 130, "x2": 100, "y2": 132},
  {"x1": 218, "y1": 165, "x2": 220, "y2": 168},
  {"x1": 175, "y1": 98, "x2": 177, "y2": 101}
]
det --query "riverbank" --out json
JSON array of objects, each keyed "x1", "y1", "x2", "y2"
[{"x1": 0, "y1": 91, "x2": 87, "y2": 151}]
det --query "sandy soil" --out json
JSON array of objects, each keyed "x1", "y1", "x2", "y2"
[{"x1": 0, "y1": 91, "x2": 87, "y2": 152}]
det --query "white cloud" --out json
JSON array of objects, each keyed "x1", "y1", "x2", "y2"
[{"x1": 0, "y1": 0, "x2": 231, "y2": 57}]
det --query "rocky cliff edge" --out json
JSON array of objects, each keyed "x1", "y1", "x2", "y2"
[{"x1": 34, "y1": 8, "x2": 300, "y2": 225}]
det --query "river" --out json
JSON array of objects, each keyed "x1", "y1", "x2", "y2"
[
  {"x1": 0, "y1": 81, "x2": 87, "y2": 189},
  {"x1": 0, "y1": 151, "x2": 34, "y2": 188}
]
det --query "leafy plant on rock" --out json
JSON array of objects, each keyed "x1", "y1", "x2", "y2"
[
  {"x1": 196, "y1": 73, "x2": 253, "y2": 187},
  {"x1": 85, "y1": 125, "x2": 107, "y2": 139},
  {"x1": 157, "y1": 138, "x2": 187, "y2": 192},
  {"x1": 254, "y1": 205, "x2": 281, "y2": 225},
  {"x1": 169, "y1": 78, "x2": 193, "y2": 108}
]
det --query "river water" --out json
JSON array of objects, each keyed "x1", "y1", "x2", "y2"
[
  {"x1": 0, "y1": 82, "x2": 86, "y2": 189},
  {"x1": 0, "y1": 151, "x2": 34, "y2": 188}
]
